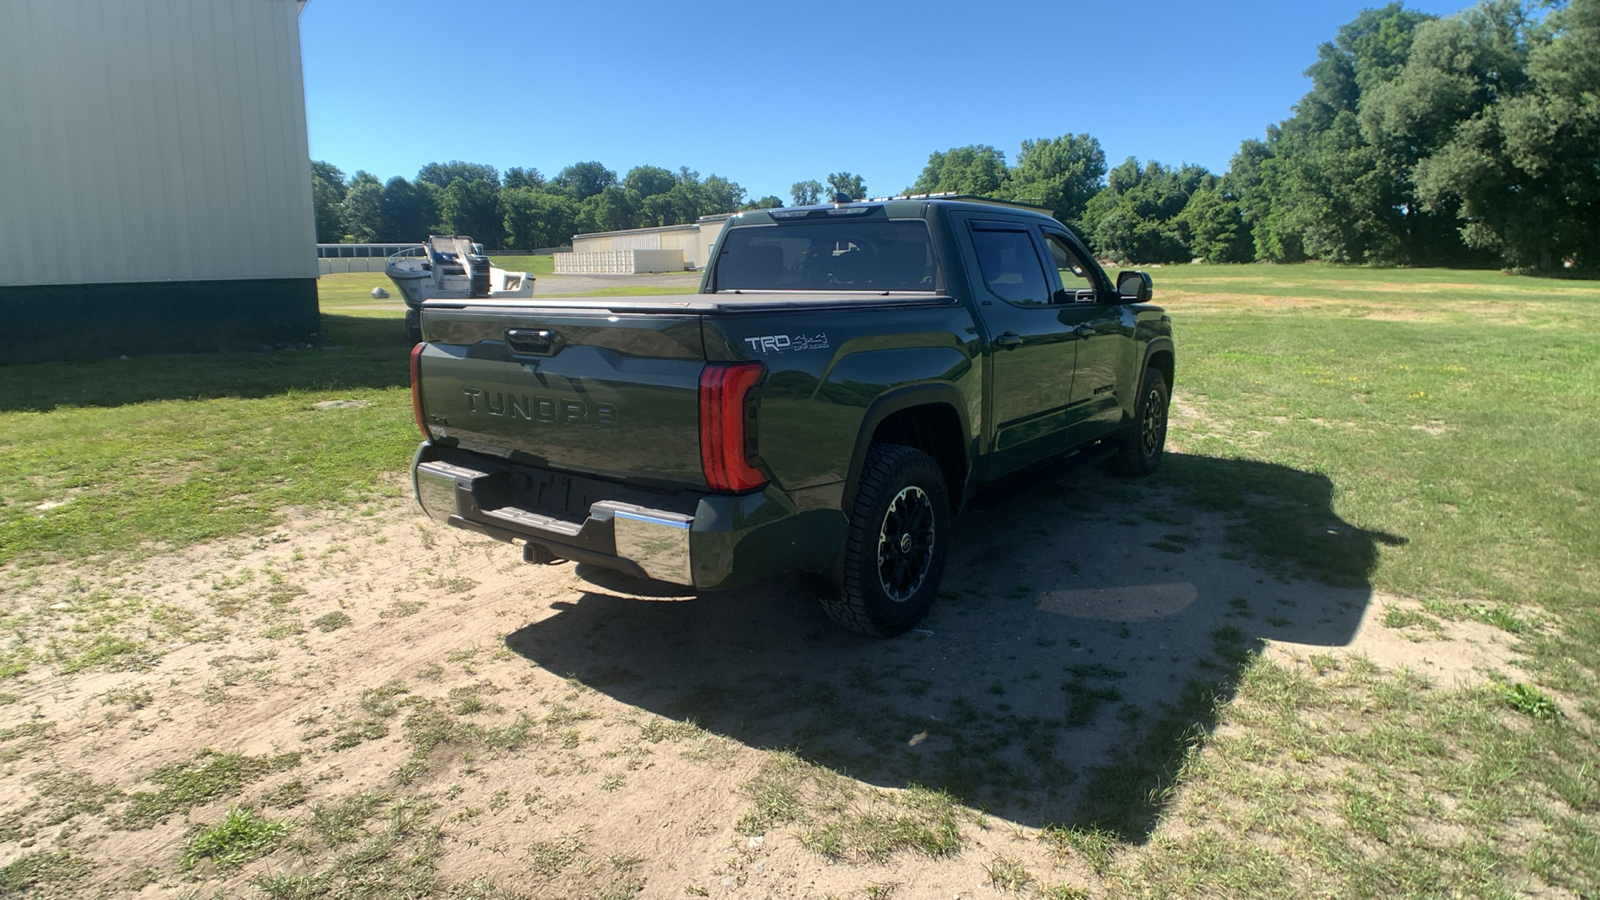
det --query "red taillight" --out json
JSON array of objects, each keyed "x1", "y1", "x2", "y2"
[
  {"x1": 410, "y1": 342, "x2": 432, "y2": 440},
  {"x1": 699, "y1": 362, "x2": 766, "y2": 493}
]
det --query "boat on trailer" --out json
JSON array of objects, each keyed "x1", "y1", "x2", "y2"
[{"x1": 386, "y1": 235, "x2": 535, "y2": 342}]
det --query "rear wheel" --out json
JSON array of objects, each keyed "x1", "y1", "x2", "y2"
[
  {"x1": 821, "y1": 444, "x2": 950, "y2": 637},
  {"x1": 1109, "y1": 366, "x2": 1169, "y2": 476}
]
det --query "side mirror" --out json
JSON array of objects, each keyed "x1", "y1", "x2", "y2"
[{"x1": 1117, "y1": 270, "x2": 1153, "y2": 303}]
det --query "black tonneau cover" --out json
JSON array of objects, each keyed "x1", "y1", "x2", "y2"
[{"x1": 422, "y1": 292, "x2": 957, "y2": 315}]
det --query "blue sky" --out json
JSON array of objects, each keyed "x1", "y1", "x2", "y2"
[{"x1": 300, "y1": 0, "x2": 1474, "y2": 200}]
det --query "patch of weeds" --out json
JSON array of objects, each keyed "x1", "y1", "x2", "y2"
[
  {"x1": 482, "y1": 713, "x2": 537, "y2": 751},
  {"x1": 52, "y1": 634, "x2": 157, "y2": 674},
  {"x1": 1146, "y1": 541, "x2": 1186, "y2": 554},
  {"x1": 252, "y1": 797, "x2": 441, "y2": 898},
  {"x1": 1209, "y1": 625, "x2": 1256, "y2": 667},
  {"x1": 397, "y1": 705, "x2": 475, "y2": 783},
  {"x1": 526, "y1": 832, "x2": 587, "y2": 877},
  {"x1": 360, "y1": 680, "x2": 412, "y2": 718},
  {"x1": 0, "y1": 647, "x2": 30, "y2": 680},
  {"x1": 801, "y1": 787, "x2": 961, "y2": 863},
  {"x1": 124, "y1": 749, "x2": 301, "y2": 827},
  {"x1": 1466, "y1": 603, "x2": 1530, "y2": 634},
  {"x1": 1042, "y1": 825, "x2": 1119, "y2": 874},
  {"x1": 1061, "y1": 680, "x2": 1122, "y2": 728},
  {"x1": 736, "y1": 753, "x2": 816, "y2": 836},
  {"x1": 983, "y1": 855, "x2": 1034, "y2": 892},
  {"x1": 180, "y1": 805, "x2": 290, "y2": 871},
  {"x1": 260, "y1": 779, "x2": 309, "y2": 809},
  {"x1": 330, "y1": 719, "x2": 389, "y2": 750},
  {"x1": 310, "y1": 791, "x2": 389, "y2": 847},
  {"x1": 448, "y1": 680, "x2": 505, "y2": 715},
  {"x1": 150, "y1": 604, "x2": 201, "y2": 638},
  {"x1": 544, "y1": 703, "x2": 594, "y2": 726},
  {"x1": 1491, "y1": 681, "x2": 1562, "y2": 721},
  {"x1": 1227, "y1": 596, "x2": 1253, "y2": 618},
  {"x1": 638, "y1": 718, "x2": 703, "y2": 743},
  {"x1": 312, "y1": 611, "x2": 353, "y2": 632},
  {"x1": 30, "y1": 769, "x2": 126, "y2": 826},
  {"x1": 1039, "y1": 886, "x2": 1091, "y2": 900},
  {"x1": 1382, "y1": 604, "x2": 1431, "y2": 630},
  {"x1": 380, "y1": 599, "x2": 426, "y2": 619},
  {"x1": 1340, "y1": 787, "x2": 1400, "y2": 841},
  {"x1": 101, "y1": 685, "x2": 154, "y2": 711},
  {"x1": 0, "y1": 851, "x2": 90, "y2": 894},
  {"x1": 1266, "y1": 616, "x2": 1292, "y2": 627},
  {"x1": 427, "y1": 575, "x2": 478, "y2": 595},
  {"x1": 738, "y1": 756, "x2": 960, "y2": 862},
  {"x1": 122, "y1": 866, "x2": 160, "y2": 892},
  {"x1": 488, "y1": 789, "x2": 511, "y2": 813},
  {"x1": 261, "y1": 622, "x2": 304, "y2": 639},
  {"x1": 601, "y1": 774, "x2": 625, "y2": 792}
]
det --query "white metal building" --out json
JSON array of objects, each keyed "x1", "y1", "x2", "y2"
[{"x1": 0, "y1": 0, "x2": 318, "y2": 363}]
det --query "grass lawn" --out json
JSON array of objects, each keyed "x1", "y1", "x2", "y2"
[{"x1": 0, "y1": 263, "x2": 1595, "y2": 897}]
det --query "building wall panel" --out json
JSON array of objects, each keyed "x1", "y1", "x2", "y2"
[{"x1": 0, "y1": 0, "x2": 316, "y2": 288}]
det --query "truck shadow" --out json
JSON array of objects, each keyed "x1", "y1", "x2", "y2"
[
  {"x1": 503, "y1": 453, "x2": 1404, "y2": 841},
  {"x1": 0, "y1": 314, "x2": 408, "y2": 413}
]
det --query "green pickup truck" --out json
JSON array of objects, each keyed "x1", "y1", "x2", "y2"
[{"x1": 409, "y1": 195, "x2": 1173, "y2": 635}]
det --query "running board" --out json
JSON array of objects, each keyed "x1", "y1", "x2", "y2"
[{"x1": 965, "y1": 441, "x2": 1120, "y2": 513}]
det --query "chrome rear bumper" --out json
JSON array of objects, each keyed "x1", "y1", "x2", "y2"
[{"x1": 414, "y1": 457, "x2": 693, "y2": 585}]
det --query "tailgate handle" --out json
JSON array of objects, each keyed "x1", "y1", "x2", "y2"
[{"x1": 505, "y1": 328, "x2": 563, "y2": 356}]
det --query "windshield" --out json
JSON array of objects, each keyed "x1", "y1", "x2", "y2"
[{"x1": 714, "y1": 220, "x2": 937, "y2": 292}]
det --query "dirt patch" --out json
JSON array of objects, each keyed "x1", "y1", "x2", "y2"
[
  {"x1": 0, "y1": 476, "x2": 1535, "y2": 896},
  {"x1": 1263, "y1": 594, "x2": 1518, "y2": 687}
]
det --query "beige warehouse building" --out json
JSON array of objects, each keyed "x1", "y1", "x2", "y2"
[{"x1": 557, "y1": 215, "x2": 731, "y2": 274}]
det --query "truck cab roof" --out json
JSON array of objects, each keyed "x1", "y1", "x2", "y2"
[{"x1": 727, "y1": 193, "x2": 1059, "y2": 227}]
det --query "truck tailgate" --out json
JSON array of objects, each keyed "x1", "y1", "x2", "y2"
[{"x1": 415, "y1": 304, "x2": 707, "y2": 489}]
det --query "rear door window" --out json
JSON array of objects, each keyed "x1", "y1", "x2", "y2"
[{"x1": 968, "y1": 224, "x2": 1051, "y2": 307}]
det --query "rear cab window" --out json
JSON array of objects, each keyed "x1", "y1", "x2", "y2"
[{"x1": 713, "y1": 220, "x2": 939, "y2": 292}]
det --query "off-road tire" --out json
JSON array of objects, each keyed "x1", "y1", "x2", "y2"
[
  {"x1": 1109, "y1": 367, "x2": 1170, "y2": 476},
  {"x1": 821, "y1": 444, "x2": 951, "y2": 637}
]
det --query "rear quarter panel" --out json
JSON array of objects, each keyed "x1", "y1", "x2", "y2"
[{"x1": 705, "y1": 304, "x2": 984, "y2": 506}]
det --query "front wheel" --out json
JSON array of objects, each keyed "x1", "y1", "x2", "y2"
[
  {"x1": 1109, "y1": 367, "x2": 1170, "y2": 476},
  {"x1": 821, "y1": 444, "x2": 951, "y2": 637}
]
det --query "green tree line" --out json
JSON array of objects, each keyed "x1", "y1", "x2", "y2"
[
  {"x1": 315, "y1": 0, "x2": 1595, "y2": 270},
  {"x1": 906, "y1": 0, "x2": 1595, "y2": 270},
  {"x1": 311, "y1": 160, "x2": 781, "y2": 250}
]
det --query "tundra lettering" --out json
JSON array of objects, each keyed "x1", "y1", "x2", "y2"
[{"x1": 460, "y1": 387, "x2": 615, "y2": 427}]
